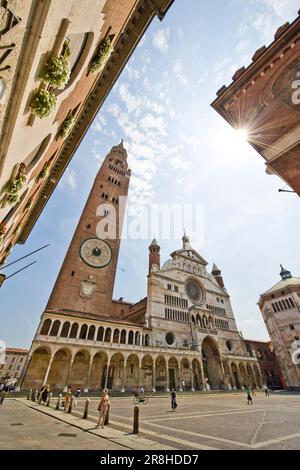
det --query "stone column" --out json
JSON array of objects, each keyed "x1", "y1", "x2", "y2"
[
  {"x1": 190, "y1": 367, "x2": 195, "y2": 392},
  {"x1": 251, "y1": 365, "x2": 257, "y2": 388},
  {"x1": 199, "y1": 360, "x2": 206, "y2": 391},
  {"x1": 137, "y1": 366, "x2": 141, "y2": 388},
  {"x1": 43, "y1": 355, "x2": 54, "y2": 385},
  {"x1": 63, "y1": 359, "x2": 74, "y2": 392},
  {"x1": 152, "y1": 365, "x2": 156, "y2": 392},
  {"x1": 84, "y1": 361, "x2": 93, "y2": 392},
  {"x1": 17, "y1": 355, "x2": 32, "y2": 390},
  {"x1": 121, "y1": 364, "x2": 126, "y2": 392},
  {"x1": 104, "y1": 360, "x2": 110, "y2": 390},
  {"x1": 166, "y1": 366, "x2": 170, "y2": 392},
  {"x1": 179, "y1": 367, "x2": 183, "y2": 391}
]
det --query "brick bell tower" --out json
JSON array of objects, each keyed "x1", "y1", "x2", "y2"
[
  {"x1": 148, "y1": 238, "x2": 160, "y2": 274},
  {"x1": 46, "y1": 141, "x2": 130, "y2": 318}
]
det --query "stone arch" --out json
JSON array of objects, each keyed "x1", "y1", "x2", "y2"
[
  {"x1": 48, "y1": 348, "x2": 72, "y2": 390},
  {"x1": 135, "y1": 331, "x2": 140, "y2": 345},
  {"x1": 155, "y1": 356, "x2": 167, "y2": 391},
  {"x1": 79, "y1": 324, "x2": 88, "y2": 340},
  {"x1": 60, "y1": 321, "x2": 71, "y2": 338},
  {"x1": 202, "y1": 336, "x2": 222, "y2": 389},
  {"x1": 23, "y1": 347, "x2": 51, "y2": 389},
  {"x1": 49, "y1": 320, "x2": 60, "y2": 336},
  {"x1": 69, "y1": 323, "x2": 79, "y2": 339},
  {"x1": 253, "y1": 364, "x2": 262, "y2": 387},
  {"x1": 128, "y1": 331, "x2": 134, "y2": 345},
  {"x1": 141, "y1": 355, "x2": 154, "y2": 391},
  {"x1": 246, "y1": 363, "x2": 256, "y2": 388},
  {"x1": 125, "y1": 354, "x2": 140, "y2": 391},
  {"x1": 97, "y1": 326, "x2": 104, "y2": 341},
  {"x1": 231, "y1": 362, "x2": 241, "y2": 389},
  {"x1": 87, "y1": 325, "x2": 95, "y2": 341},
  {"x1": 113, "y1": 328, "x2": 120, "y2": 343},
  {"x1": 120, "y1": 329, "x2": 126, "y2": 344},
  {"x1": 40, "y1": 318, "x2": 52, "y2": 335},
  {"x1": 109, "y1": 352, "x2": 125, "y2": 390},
  {"x1": 192, "y1": 358, "x2": 202, "y2": 390},
  {"x1": 180, "y1": 358, "x2": 191, "y2": 390},
  {"x1": 69, "y1": 350, "x2": 90, "y2": 389},
  {"x1": 168, "y1": 357, "x2": 179, "y2": 390},
  {"x1": 239, "y1": 363, "x2": 248, "y2": 387},
  {"x1": 223, "y1": 361, "x2": 233, "y2": 389},
  {"x1": 89, "y1": 351, "x2": 108, "y2": 390},
  {"x1": 104, "y1": 327, "x2": 111, "y2": 342}
]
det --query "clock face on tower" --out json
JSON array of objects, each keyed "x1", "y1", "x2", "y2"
[{"x1": 80, "y1": 238, "x2": 112, "y2": 268}]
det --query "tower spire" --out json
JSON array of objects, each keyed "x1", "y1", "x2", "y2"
[
  {"x1": 148, "y1": 238, "x2": 160, "y2": 274},
  {"x1": 280, "y1": 265, "x2": 292, "y2": 280}
]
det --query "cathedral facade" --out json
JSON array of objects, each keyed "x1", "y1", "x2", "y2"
[{"x1": 20, "y1": 142, "x2": 262, "y2": 392}]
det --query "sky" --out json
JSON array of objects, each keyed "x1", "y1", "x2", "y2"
[{"x1": 1, "y1": 0, "x2": 300, "y2": 349}]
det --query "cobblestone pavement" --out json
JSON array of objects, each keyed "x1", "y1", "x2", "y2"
[
  {"x1": 0, "y1": 400, "x2": 125, "y2": 450},
  {"x1": 73, "y1": 391, "x2": 300, "y2": 450},
  {"x1": 2, "y1": 392, "x2": 300, "y2": 450}
]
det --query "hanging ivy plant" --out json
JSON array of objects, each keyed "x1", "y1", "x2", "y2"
[
  {"x1": 5, "y1": 242, "x2": 13, "y2": 253},
  {"x1": 39, "y1": 161, "x2": 51, "y2": 179},
  {"x1": 30, "y1": 89, "x2": 57, "y2": 118},
  {"x1": 41, "y1": 53, "x2": 71, "y2": 89},
  {"x1": 25, "y1": 198, "x2": 34, "y2": 210},
  {"x1": 0, "y1": 222, "x2": 6, "y2": 245},
  {"x1": 90, "y1": 37, "x2": 113, "y2": 73},
  {"x1": 6, "y1": 167, "x2": 27, "y2": 206},
  {"x1": 59, "y1": 114, "x2": 75, "y2": 139}
]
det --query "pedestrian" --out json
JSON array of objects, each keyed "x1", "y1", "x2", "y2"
[
  {"x1": 181, "y1": 380, "x2": 185, "y2": 391},
  {"x1": 41, "y1": 384, "x2": 50, "y2": 404},
  {"x1": 96, "y1": 388, "x2": 110, "y2": 428},
  {"x1": 64, "y1": 385, "x2": 72, "y2": 411},
  {"x1": 0, "y1": 385, "x2": 8, "y2": 405},
  {"x1": 140, "y1": 385, "x2": 145, "y2": 396},
  {"x1": 263, "y1": 384, "x2": 270, "y2": 397},
  {"x1": 246, "y1": 387, "x2": 253, "y2": 405},
  {"x1": 170, "y1": 389, "x2": 177, "y2": 411}
]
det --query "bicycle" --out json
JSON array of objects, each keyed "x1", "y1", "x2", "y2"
[{"x1": 133, "y1": 395, "x2": 148, "y2": 405}]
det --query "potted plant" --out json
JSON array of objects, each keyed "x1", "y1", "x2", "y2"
[
  {"x1": 59, "y1": 114, "x2": 75, "y2": 139},
  {"x1": 6, "y1": 165, "x2": 27, "y2": 206},
  {"x1": 90, "y1": 37, "x2": 113, "y2": 73},
  {"x1": 41, "y1": 46, "x2": 71, "y2": 89},
  {"x1": 30, "y1": 89, "x2": 57, "y2": 118},
  {"x1": 0, "y1": 222, "x2": 6, "y2": 245}
]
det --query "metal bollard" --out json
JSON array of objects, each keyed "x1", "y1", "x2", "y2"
[
  {"x1": 104, "y1": 406, "x2": 110, "y2": 426},
  {"x1": 67, "y1": 395, "x2": 73, "y2": 414},
  {"x1": 56, "y1": 394, "x2": 62, "y2": 410},
  {"x1": 31, "y1": 390, "x2": 36, "y2": 402},
  {"x1": 83, "y1": 398, "x2": 89, "y2": 419},
  {"x1": 46, "y1": 392, "x2": 52, "y2": 407},
  {"x1": 27, "y1": 389, "x2": 32, "y2": 400},
  {"x1": 133, "y1": 405, "x2": 139, "y2": 434}
]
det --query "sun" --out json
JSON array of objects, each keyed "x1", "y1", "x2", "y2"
[{"x1": 235, "y1": 128, "x2": 249, "y2": 143}]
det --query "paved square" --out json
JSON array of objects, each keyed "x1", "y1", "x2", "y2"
[
  {"x1": 73, "y1": 391, "x2": 300, "y2": 450},
  {"x1": 2, "y1": 392, "x2": 300, "y2": 450}
]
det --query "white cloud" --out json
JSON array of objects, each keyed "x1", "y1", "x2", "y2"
[
  {"x1": 176, "y1": 27, "x2": 183, "y2": 40},
  {"x1": 92, "y1": 114, "x2": 106, "y2": 132},
  {"x1": 59, "y1": 168, "x2": 77, "y2": 190},
  {"x1": 118, "y1": 83, "x2": 141, "y2": 114},
  {"x1": 173, "y1": 59, "x2": 188, "y2": 87},
  {"x1": 152, "y1": 28, "x2": 170, "y2": 52}
]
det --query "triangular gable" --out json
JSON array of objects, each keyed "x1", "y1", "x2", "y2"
[{"x1": 170, "y1": 248, "x2": 208, "y2": 266}]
